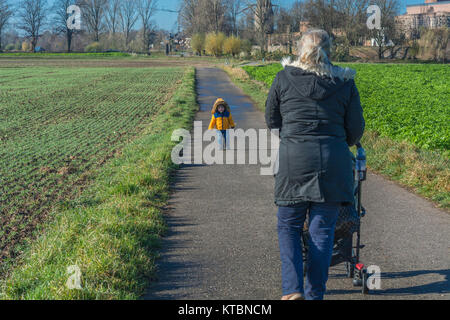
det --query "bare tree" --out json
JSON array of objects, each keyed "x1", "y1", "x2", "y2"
[
  {"x1": 0, "y1": 0, "x2": 13, "y2": 50},
  {"x1": 137, "y1": 0, "x2": 157, "y2": 53},
  {"x1": 368, "y1": 0, "x2": 400, "y2": 59},
  {"x1": 237, "y1": 7, "x2": 256, "y2": 43},
  {"x1": 229, "y1": 0, "x2": 242, "y2": 36},
  {"x1": 52, "y1": 0, "x2": 79, "y2": 52},
  {"x1": 419, "y1": 27, "x2": 448, "y2": 62},
  {"x1": 291, "y1": 0, "x2": 304, "y2": 32},
  {"x1": 303, "y1": 0, "x2": 340, "y2": 37},
  {"x1": 178, "y1": 0, "x2": 198, "y2": 35},
  {"x1": 18, "y1": 0, "x2": 48, "y2": 52},
  {"x1": 205, "y1": 0, "x2": 228, "y2": 33},
  {"x1": 275, "y1": 7, "x2": 294, "y2": 33},
  {"x1": 79, "y1": 0, "x2": 107, "y2": 42},
  {"x1": 244, "y1": 0, "x2": 275, "y2": 54},
  {"x1": 105, "y1": 0, "x2": 120, "y2": 35},
  {"x1": 335, "y1": 0, "x2": 369, "y2": 45},
  {"x1": 272, "y1": 5, "x2": 296, "y2": 53},
  {"x1": 119, "y1": 0, "x2": 138, "y2": 49},
  {"x1": 179, "y1": 0, "x2": 230, "y2": 35}
]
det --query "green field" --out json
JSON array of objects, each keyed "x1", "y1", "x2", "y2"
[
  {"x1": 243, "y1": 63, "x2": 450, "y2": 153},
  {"x1": 0, "y1": 67, "x2": 186, "y2": 262},
  {"x1": 0, "y1": 64, "x2": 200, "y2": 300}
]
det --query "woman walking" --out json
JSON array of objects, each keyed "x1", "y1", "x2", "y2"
[{"x1": 265, "y1": 29, "x2": 365, "y2": 300}]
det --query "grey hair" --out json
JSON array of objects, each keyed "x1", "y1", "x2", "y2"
[{"x1": 281, "y1": 29, "x2": 356, "y2": 81}]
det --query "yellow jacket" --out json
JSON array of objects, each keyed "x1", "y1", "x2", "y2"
[{"x1": 208, "y1": 98, "x2": 236, "y2": 130}]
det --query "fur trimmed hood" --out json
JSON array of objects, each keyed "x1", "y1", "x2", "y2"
[
  {"x1": 211, "y1": 98, "x2": 231, "y2": 115},
  {"x1": 281, "y1": 57, "x2": 356, "y2": 81}
]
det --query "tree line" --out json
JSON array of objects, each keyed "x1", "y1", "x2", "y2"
[
  {"x1": 0, "y1": 0, "x2": 446, "y2": 61},
  {"x1": 179, "y1": 0, "x2": 406, "y2": 58},
  {"x1": 0, "y1": 0, "x2": 159, "y2": 53},
  {"x1": 179, "y1": 0, "x2": 447, "y2": 61},
  {"x1": 1, "y1": 0, "x2": 400, "y2": 54}
]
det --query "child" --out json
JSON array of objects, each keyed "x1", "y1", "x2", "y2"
[{"x1": 208, "y1": 98, "x2": 236, "y2": 149}]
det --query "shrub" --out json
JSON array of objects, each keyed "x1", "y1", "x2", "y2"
[
  {"x1": 21, "y1": 41, "x2": 31, "y2": 52},
  {"x1": 332, "y1": 36, "x2": 351, "y2": 62},
  {"x1": 5, "y1": 44, "x2": 15, "y2": 51},
  {"x1": 223, "y1": 36, "x2": 242, "y2": 57},
  {"x1": 85, "y1": 42, "x2": 103, "y2": 53},
  {"x1": 241, "y1": 39, "x2": 252, "y2": 56},
  {"x1": 205, "y1": 32, "x2": 226, "y2": 57},
  {"x1": 265, "y1": 50, "x2": 295, "y2": 61},
  {"x1": 408, "y1": 40, "x2": 420, "y2": 60},
  {"x1": 252, "y1": 49, "x2": 264, "y2": 60},
  {"x1": 191, "y1": 33, "x2": 205, "y2": 56},
  {"x1": 418, "y1": 27, "x2": 448, "y2": 62}
]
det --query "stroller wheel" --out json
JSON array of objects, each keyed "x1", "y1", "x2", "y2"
[
  {"x1": 353, "y1": 263, "x2": 365, "y2": 287},
  {"x1": 346, "y1": 262, "x2": 354, "y2": 278},
  {"x1": 352, "y1": 269, "x2": 363, "y2": 287},
  {"x1": 353, "y1": 275, "x2": 362, "y2": 287}
]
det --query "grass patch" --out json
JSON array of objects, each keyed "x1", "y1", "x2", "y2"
[
  {"x1": 362, "y1": 131, "x2": 449, "y2": 208},
  {"x1": 0, "y1": 66, "x2": 186, "y2": 264},
  {"x1": 224, "y1": 64, "x2": 449, "y2": 210},
  {"x1": 221, "y1": 65, "x2": 269, "y2": 112},
  {"x1": 0, "y1": 68, "x2": 198, "y2": 299}
]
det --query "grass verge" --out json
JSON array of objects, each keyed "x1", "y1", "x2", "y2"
[
  {"x1": 222, "y1": 65, "x2": 449, "y2": 210},
  {"x1": 222, "y1": 65, "x2": 269, "y2": 112},
  {"x1": 0, "y1": 68, "x2": 198, "y2": 299}
]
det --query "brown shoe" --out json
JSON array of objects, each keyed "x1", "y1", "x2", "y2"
[{"x1": 281, "y1": 293, "x2": 305, "y2": 300}]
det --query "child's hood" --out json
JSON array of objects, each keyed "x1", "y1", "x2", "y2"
[{"x1": 212, "y1": 98, "x2": 231, "y2": 115}]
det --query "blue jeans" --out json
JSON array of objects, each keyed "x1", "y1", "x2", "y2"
[
  {"x1": 277, "y1": 202, "x2": 340, "y2": 300},
  {"x1": 216, "y1": 130, "x2": 229, "y2": 149}
]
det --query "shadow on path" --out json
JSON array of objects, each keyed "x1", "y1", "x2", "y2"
[{"x1": 327, "y1": 269, "x2": 450, "y2": 297}]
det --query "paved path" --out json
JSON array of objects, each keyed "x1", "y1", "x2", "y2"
[{"x1": 144, "y1": 67, "x2": 449, "y2": 300}]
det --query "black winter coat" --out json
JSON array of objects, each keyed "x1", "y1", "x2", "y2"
[{"x1": 265, "y1": 65, "x2": 365, "y2": 206}]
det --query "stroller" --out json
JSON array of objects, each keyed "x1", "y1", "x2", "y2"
[{"x1": 302, "y1": 143, "x2": 370, "y2": 294}]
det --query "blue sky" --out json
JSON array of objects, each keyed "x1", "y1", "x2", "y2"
[
  {"x1": 153, "y1": 0, "x2": 180, "y2": 31},
  {"x1": 41, "y1": 0, "x2": 425, "y2": 32}
]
